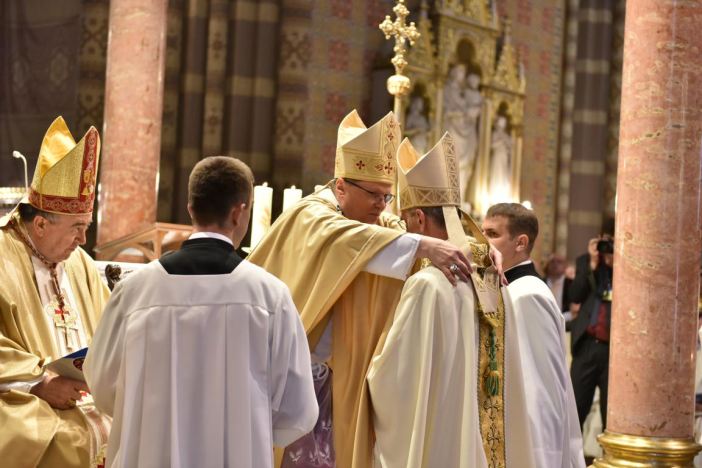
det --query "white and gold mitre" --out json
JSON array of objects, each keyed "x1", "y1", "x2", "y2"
[
  {"x1": 28, "y1": 116, "x2": 101, "y2": 215},
  {"x1": 397, "y1": 132, "x2": 460, "y2": 210},
  {"x1": 334, "y1": 110, "x2": 399, "y2": 184}
]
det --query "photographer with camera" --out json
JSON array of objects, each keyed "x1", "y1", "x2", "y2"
[{"x1": 569, "y1": 235, "x2": 614, "y2": 430}]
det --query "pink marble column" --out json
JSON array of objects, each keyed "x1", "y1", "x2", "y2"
[
  {"x1": 97, "y1": 0, "x2": 168, "y2": 245},
  {"x1": 606, "y1": 0, "x2": 702, "y2": 441}
]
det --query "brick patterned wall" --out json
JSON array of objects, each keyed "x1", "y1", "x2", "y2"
[
  {"x1": 496, "y1": 0, "x2": 566, "y2": 264},
  {"x1": 273, "y1": 0, "x2": 393, "y2": 191}
]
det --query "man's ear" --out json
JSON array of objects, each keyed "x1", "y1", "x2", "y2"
[
  {"x1": 230, "y1": 203, "x2": 245, "y2": 227},
  {"x1": 415, "y1": 208, "x2": 427, "y2": 234},
  {"x1": 335, "y1": 178, "x2": 345, "y2": 196},
  {"x1": 515, "y1": 233, "x2": 530, "y2": 252},
  {"x1": 186, "y1": 204, "x2": 195, "y2": 222},
  {"x1": 32, "y1": 215, "x2": 48, "y2": 237}
]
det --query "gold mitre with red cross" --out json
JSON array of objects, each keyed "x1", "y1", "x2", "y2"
[
  {"x1": 334, "y1": 109, "x2": 399, "y2": 184},
  {"x1": 28, "y1": 116, "x2": 101, "y2": 215},
  {"x1": 397, "y1": 132, "x2": 460, "y2": 211}
]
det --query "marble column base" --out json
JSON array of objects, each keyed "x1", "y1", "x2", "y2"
[{"x1": 592, "y1": 431, "x2": 701, "y2": 468}]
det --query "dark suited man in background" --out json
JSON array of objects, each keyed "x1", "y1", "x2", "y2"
[
  {"x1": 569, "y1": 235, "x2": 614, "y2": 429},
  {"x1": 543, "y1": 254, "x2": 574, "y2": 323}
]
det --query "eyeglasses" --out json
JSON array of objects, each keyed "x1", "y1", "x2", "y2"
[{"x1": 343, "y1": 178, "x2": 395, "y2": 204}]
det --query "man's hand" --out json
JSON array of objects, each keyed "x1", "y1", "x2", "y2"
[
  {"x1": 570, "y1": 302, "x2": 581, "y2": 320},
  {"x1": 488, "y1": 245, "x2": 508, "y2": 286},
  {"x1": 30, "y1": 373, "x2": 89, "y2": 410},
  {"x1": 416, "y1": 236, "x2": 472, "y2": 286}
]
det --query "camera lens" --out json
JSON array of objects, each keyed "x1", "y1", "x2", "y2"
[{"x1": 596, "y1": 239, "x2": 614, "y2": 254}]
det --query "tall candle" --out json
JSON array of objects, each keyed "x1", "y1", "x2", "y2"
[
  {"x1": 282, "y1": 185, "x2": 303, "y2": 212},
  {"x1": 250, "y1": 182, "x2": 273, "y2": 249}
]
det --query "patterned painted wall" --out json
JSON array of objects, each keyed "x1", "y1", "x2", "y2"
[
  {"x1": 273, "y1": 0, "x2": 394, "y2": 191},
  {"x1": 496, "y1": 0, "x2": 566, "y2": 264},
  {"x1": 1, "y1": 1, "x2": 85, "y2": 186},
  {"x1": 1, "y1": 0, "x2": 575, "y2": 255},
  {"x1": 274, "y1": 0, "x2": 567, "y2": 262}
]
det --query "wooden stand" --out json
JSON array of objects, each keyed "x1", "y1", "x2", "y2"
[{"x1": 94, "y1": 222, "x2": 192, "y2": 262}]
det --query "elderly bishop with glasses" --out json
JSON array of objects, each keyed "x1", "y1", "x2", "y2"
[{"x1": 249, "y1": 110, "x2": 486, "y2": 468}]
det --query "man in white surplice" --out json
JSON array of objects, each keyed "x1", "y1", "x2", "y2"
[
  {"x1": 482, "y1": 203, "x2": 585, "y2": 468},
  {"x1": 366, "y1": 135, "x2": 536, "y2": 468},
  {"x1": 84, "y1": 157, "x2": 318, "y2": 468}
]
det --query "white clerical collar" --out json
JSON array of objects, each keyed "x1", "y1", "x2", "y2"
[
  {"x1": 505, "y1": 259, "x2": 533, "y2": 273},
  {"x1": 189, "y1": 231, "x2": 233, "y2": 246}
]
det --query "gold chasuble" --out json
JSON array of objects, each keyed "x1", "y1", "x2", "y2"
[
  {"x1": 0, "y1": 215, "x2": 110, "y2": 467},
  {"x1": 248, "y1": 190, "x2": 405, "y2": 468},
  {"x1": 0, "y1": 117, "x2": 110, "y2": 467}
]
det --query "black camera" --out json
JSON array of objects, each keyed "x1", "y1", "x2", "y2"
[{"x1": 597, "y1": 238, "x2": 614, "y2": 254}]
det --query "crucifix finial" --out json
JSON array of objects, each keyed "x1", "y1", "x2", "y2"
[{"x1": 379, "y1": 0, "x2": 420, "y2": 100}]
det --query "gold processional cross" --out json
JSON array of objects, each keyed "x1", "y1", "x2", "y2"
[
  {"x1": 379, "y1": 0, "x2": 420, "y2": 127},
  {"x1": 379, "y1": 0, "x2": 420, "y2": 213}
]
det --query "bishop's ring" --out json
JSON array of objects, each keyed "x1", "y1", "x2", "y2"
[{"x1": 450, "y1": 263, "x2": 460, "y2": 274}]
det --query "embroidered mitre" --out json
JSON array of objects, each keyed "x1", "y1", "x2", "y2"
[
  {"x1": 28, "y1": 116, "x2": 101, "y2": 215},
  {"x1": 334, "y1": 110, "x2": 399, "y2": 184},
  {"x1": 397, "y1": 132, "x2": 460, "y2": 211}
]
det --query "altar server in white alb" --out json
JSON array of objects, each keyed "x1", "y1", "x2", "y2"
[
  {"x1": 366, "y1": 134, "x2": 535, "y2": 468},
  {"x1": 84, "y1": 156, "x2": 318, "y2": 468},
  {"x1": 482, "y1": 203, "x2": 584, "y2": 468}
]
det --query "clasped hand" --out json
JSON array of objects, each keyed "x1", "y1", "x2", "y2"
[{"x1": 30, "y1": 372, "x2": 90, "y2": 410}]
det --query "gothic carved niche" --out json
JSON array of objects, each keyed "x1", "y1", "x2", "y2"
[{"x1": 403, "y1": 2, "x2": 525, "y2": 216}]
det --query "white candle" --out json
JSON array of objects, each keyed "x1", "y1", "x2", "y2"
[
  {"x1": 250, "y1": 182, "x2": 273, "y2": 249},
  {"x1": 282, "y1": 185, "x2": 303, "y2": 212}
]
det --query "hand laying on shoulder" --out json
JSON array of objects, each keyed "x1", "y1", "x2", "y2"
[{"x1": 416, "y1": 236, "x2": 472, "y2": 286}]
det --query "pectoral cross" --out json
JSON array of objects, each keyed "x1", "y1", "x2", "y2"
[
  {"x1": 53, "y1": 307, "x2": 77, "y2": 329},
  {"x1": 52, "y1": 305, "x2": 79, "y2": 350}
]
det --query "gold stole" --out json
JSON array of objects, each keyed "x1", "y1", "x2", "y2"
[
  {"x1": 472, "y1": 262, "x2": 506, "y2": 468},
  {"x1": 462, "y1": 217, "x2": 507, "y2": 468}
]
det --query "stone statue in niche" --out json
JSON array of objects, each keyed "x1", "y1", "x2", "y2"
[
  {"x1": 405, "y1": 96, "x2": 430, "y2": 153},
  {"x1": 488, "y1": 115, "x2": 513, "y2": 204},
  {"x1": 442, "y1": 64, "x2": 482, "y2": 200}
]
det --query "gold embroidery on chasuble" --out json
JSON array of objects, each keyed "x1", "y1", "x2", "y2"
[
  {"x1": 475, "y1": 271, "x2": 506, "y2": 468},
  {"x1": 418, "y1": 257, "x2": 432, "y2": 270},
  {"x1": 470, "y1": 243, "x2": 490, "y2": 269}
]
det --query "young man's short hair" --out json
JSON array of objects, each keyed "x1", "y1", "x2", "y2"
[
  {"x1": 188, "y1": 156, "x2": 254, "y2": 226},
  {"x1": 486, "y1": 203, "x2": 539, "y2": 252}
]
